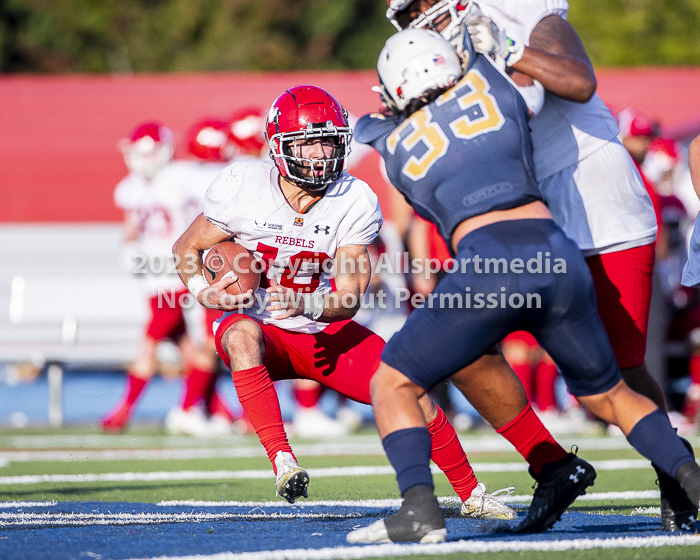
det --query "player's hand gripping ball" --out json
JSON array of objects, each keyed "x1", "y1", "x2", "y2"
[{"x1": 203, "y1": 242, "x2": 261, "y2": 295}]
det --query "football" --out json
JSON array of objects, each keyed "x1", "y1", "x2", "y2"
[{"x1": 202, "y1": 242, "x2": 262, "y2": 296}]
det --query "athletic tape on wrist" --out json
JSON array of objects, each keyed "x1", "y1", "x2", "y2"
[
  {"x1": 187, "y1": 274, "x2": 208, "y2": 298},
  {"x1": 504, "y1": 37, "x2": 525, "y2": 67}
]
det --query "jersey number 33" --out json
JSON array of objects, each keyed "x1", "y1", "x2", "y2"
[{"x1": 386, "y1": 69, "x2": 505, "y2": 181}]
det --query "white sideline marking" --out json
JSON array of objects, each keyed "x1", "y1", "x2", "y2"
[
  {"x1": 126, "y1": 535, "x2": 700, "y2": 560},
  {"x1": 0, "y1": 459, "x2": 7, "y2": 467},
  {"x1": 0, "y1": 443, "x2": 385, "y2": 464},
  {"x1": 0, "y1": 501, "x2": 56, "y2": 508},
  {"x1": 2, "y1": 434, "x2": 695, "y2": 457},
  {"x1": 0, "y1": 459, "x2": 655, "y2": 486},
  {"x1": 0, "y1": 511, "x2": 361, "y2": 527},
  {"x1": 158, "y1": 490, "x2": 662, "y2": 509}
]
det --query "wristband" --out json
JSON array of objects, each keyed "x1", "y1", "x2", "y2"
[
  {"x1": 187, "y1": 274, "x2": 208, "y2": 299},
  {"x1": 302, "y1": 293, "x2": 325, "y2": 321},
  {"x1": 503, "y1": 37, "x2": 525, "y2": 67}
]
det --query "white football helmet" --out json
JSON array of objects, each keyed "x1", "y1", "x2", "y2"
[
  {"x1": 386, "y1": 0, "x2": 471, "y2": 56},
  {"x1": 377, "y1": 28, "x2": 463, "y2": 114},
  {"x1": 120, "y1": 122, "x2": 175, "y2": 179}
]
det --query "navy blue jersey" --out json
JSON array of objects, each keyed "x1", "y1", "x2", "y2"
[{"x1": 356, "y1": 52, "x2": 541, "y2": 250}]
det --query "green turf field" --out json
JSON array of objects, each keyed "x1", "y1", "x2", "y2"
[{"x1": 1, "y1": 426, "x2": 699, "y2": 559}]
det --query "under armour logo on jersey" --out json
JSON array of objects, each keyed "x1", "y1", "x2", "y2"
[
  {"x1": 569, "y1": 465, "x2": 586, "y2": 484},
  {"x1": 314, "y1": 225, "x2": 331, "y2": 235}
]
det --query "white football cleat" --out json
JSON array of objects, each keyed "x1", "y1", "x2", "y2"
[
  {"x1": 461, "y1": 483, "x2": 517, "y2": 519},
  {"x1": 347, "y1": 519, "x2": 446, "y2": 544},
  {"x1": 347, "y1": 519, "x2": 391, "y2": 544},
  {"x1": 206, "y1": 413, "x2": 234, "y2": 436},
  {"x1": 164, "y1": 406, "x2": 211, "y2": 437},
  {"x1": 274, "y1": 451, "x2": 309, "y2": 504},
  {"x1": 293, "y1": 407, "x2": 349, "y2": 438}
]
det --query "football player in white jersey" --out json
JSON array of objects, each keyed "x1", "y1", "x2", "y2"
[
  {"x1": 103, "y1": 121, "x2": 231, "y2": 435},
  {"x1": 228, "y1": 106, "x2": 352, "y2": 437},
  {"x1": 162, "y1": 119, "x2": 241, "y2": 436},
  {"x1": 173, "y1": 85, "x2": 517, "y2": 519},
  {"x1": 386, "y1": 0, "x2": 697, "y2": 532}
]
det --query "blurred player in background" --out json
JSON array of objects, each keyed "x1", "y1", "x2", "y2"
[
  {"x1": 228, "y1": 107, "x2": 268, "y2": 160},
  {"x1": 163, "y1": 118, "x2": 240, "y2": 435},
  {"x1": 385, "y1": 0, "x2": 697, "y2": 532},
  {"x1": 174, "y1": 85, "x2": 517, "y2": 519},
  {"x1": 102, "y1": 120, "x2": 232, "y2": 435},
  {"x1": 680, "y1": 135, "x2": 700, "y2": 425}
]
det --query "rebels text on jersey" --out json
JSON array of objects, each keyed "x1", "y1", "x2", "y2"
[
  {"x1": 203, "y1": 159, "x2": 383, "y2": 334},
  {"x1": 355, "y1": 52, "x2": 541, "y2": 251}
]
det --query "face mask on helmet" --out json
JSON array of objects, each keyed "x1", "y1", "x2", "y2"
[
  {"x1": 387, "y1": 0, "x2": 471, "y2": 57},
  {"x1": 266, "y1": 85, "x2": 352, "y2": 191},
  {"x1": 377, "y1": 28, "x2": 463, "y2": 115},
  {"x1": 121, "y1": 122, "x2": 175, "y2": 179}
]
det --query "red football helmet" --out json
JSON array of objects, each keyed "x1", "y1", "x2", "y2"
[
  {"x1": 187, "y1": 118, "x2": 236, "y2": 162},
  {"x1": 228, "y1": 107, "x2": 266, "y2": 157},
  {"x1": 265, "y1": 85, "x2": 352, "y2": 190},
  {"x1": 643, "y1": 138, "x2": 682, "y2": 193},
  {"x1": 617, "y1": 108, "x2": 657, "y2": 139},
  {"x1": 120, "y1": 122, "x2": 175, "y2": 178}
]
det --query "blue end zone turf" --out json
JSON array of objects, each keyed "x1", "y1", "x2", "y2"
[{"x1": 1, "y1": 501, "x2": 697, "y2": 559}]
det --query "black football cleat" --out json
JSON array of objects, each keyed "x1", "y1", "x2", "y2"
[
  {"x1": 347, "y1": 485, "x2": 446, "y2": 544},
  {"x1": 514, "y1": 452, "x2": 596, "y2": 533},
  {"x1": 656, "y1": 437, "x2": 699, "y2": 532}
]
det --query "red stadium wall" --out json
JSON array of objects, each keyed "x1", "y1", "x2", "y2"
[{"x1": 1, "y1": 68, "x2": 700, "y2": 224}]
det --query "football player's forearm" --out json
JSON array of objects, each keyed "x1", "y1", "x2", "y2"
[
  {"x1": 511, "y1": 50, "x2": 596, "y2": 102},
  {"x1": 317, "y1": 285, "x2": 363, "y2": 322},
  {"x1": 516, "y1": 15, "x2": 596, "y2": 103},
  {"x1": 172, "y1": 239, "x2": 204, "y2": 286}
]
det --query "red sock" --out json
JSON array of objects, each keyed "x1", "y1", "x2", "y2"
[
  {"x1": 207, "y1": 391, "x2": 236, "y2": 422},
  {"x1": 510, "y1": 362, "x2": 534, "y2": 401},
  {"x1": 232, "y1": 365, "x2": 294, "y2": 472},
  {"x1": 293, "y1": 383, "x2": 324, "y2": 409},
  {"x1": 496, "y1": 402, "x2": 568, "y2": 476},
  {"x1": 102, "y1": 373, "x2": 148, "y2": 429},
  {"x1": 534, "y1": 360, "x2": 559, "y2": 412},
  {"x1": 123, "y1": 372, "x2": 148, "y2": 408},
  {"x1": 427, "y1": 406, "x2": 478, "y2": 501},
  {"x1": 181, "y1": 367, "x2": 215, "y2": 410}
]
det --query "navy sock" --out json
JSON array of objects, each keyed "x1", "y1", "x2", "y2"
[
  {"x1": 626, "y1": 409, "x2": 695, "y2": 478},
  {"x1": 382, "y1": 427, "x2": 434, "y2": 496}
]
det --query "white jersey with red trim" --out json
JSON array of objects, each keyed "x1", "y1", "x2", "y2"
[
  {"x1": 203, "y1": 159, "x2": 383, "y2": 334},
  {"x1": 115, "y1": 160, "x2": 224, "y2": 295},
  {"x1": 475, "y1": 0, "x2": 657, "y2": 253}
]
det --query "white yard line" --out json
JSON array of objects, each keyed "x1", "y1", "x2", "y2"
[
  {"x1": 3, "y1": 435, "x2": 695, "y2": 459},
  {"x1": 0, "y1": 501, "x2": 56, "y2": 508},
  {"x1": 0, "y1": 459, "x2": 655, "y2": 486},
  {"x1": 126, "y1": 535, "x2": 700, "y2": 560},
  {"x1": 0, "y1": 511, "x2": 362, "y2": 527},
  {"x1": 158, "y1": 490, "x2": 662, "y2": 508},
  {"x1": 0, "y1": 493, "x2": 671, "y2": 527}
]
